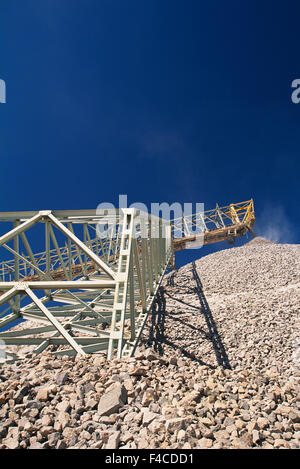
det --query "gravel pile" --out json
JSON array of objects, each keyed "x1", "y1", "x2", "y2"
[
  {"x1": 0, "y1": 238, "x2": 299, "y2": 449},
  {"x1": 146, "y1": 238, "x2": 300, "y2": 377}
]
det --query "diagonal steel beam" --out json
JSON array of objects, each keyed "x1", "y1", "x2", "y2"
[
  {"x1": 24, "y1": 287, "x2": 85, "y2": 356},
  {"x1": 47, "y1": 213, "x2": 116, "y2": 280},
  {"x1": 0, "y1": 212, "x2": 43, "y2": 247},
  {"x1": 0, "y1": 286, "x2": 18, "y2": 307},
  {"x1": 2, "y1": 244, "x2": 51, "y2": 280}
]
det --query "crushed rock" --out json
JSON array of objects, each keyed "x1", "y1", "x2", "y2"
[{"x1": 0, "y1": 241, "x2": 299, "y2": 449}]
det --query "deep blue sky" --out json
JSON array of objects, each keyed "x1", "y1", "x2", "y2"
[{"x1": 0, "y1": 0, "x2": 299, "y2": 267}]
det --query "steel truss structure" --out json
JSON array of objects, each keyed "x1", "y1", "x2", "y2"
[
  {"x1": 172, "y1": 199, "x2": 255, "y2": 251},
  {"x1": 0, "y1": 199, "x2": 255, "y2": 363},
  {"x1": 0, "y1": 209, "x2": 172, "y2": 363}
]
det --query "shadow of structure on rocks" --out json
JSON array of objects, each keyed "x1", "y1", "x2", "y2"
[
  {"x1": 144, "y1": 262, "x2": 231, "y2": 370},
  {"x1": 191, "y1": 262, "x2": 231, "y2": 370}
]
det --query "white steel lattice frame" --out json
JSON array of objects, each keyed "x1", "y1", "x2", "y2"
[
  {"x1": 172, "y1": 199, "x2": 255, "y2": 239},
  {"x1": 172, "y1": 199, "x2": 255, "y2": 251},
  {"x1": 0, "y1": 209, "x2": 173, "y2": 363}
]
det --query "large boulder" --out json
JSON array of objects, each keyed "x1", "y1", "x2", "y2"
[{"x1": 97, "y1": 382, "x2": 127, "y2": 417}]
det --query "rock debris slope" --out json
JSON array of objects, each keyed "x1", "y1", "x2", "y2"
[
  {"x1": 0, "y1": 238, "x2": 299, "y2": 449},
  {"x1": 147, "y1": 237, "x2": 300, "y2": 377}
]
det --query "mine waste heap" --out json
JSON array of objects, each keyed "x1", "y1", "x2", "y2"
[{"x1": 0, "y1": 200, "x2": 255, "y2": 363}]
